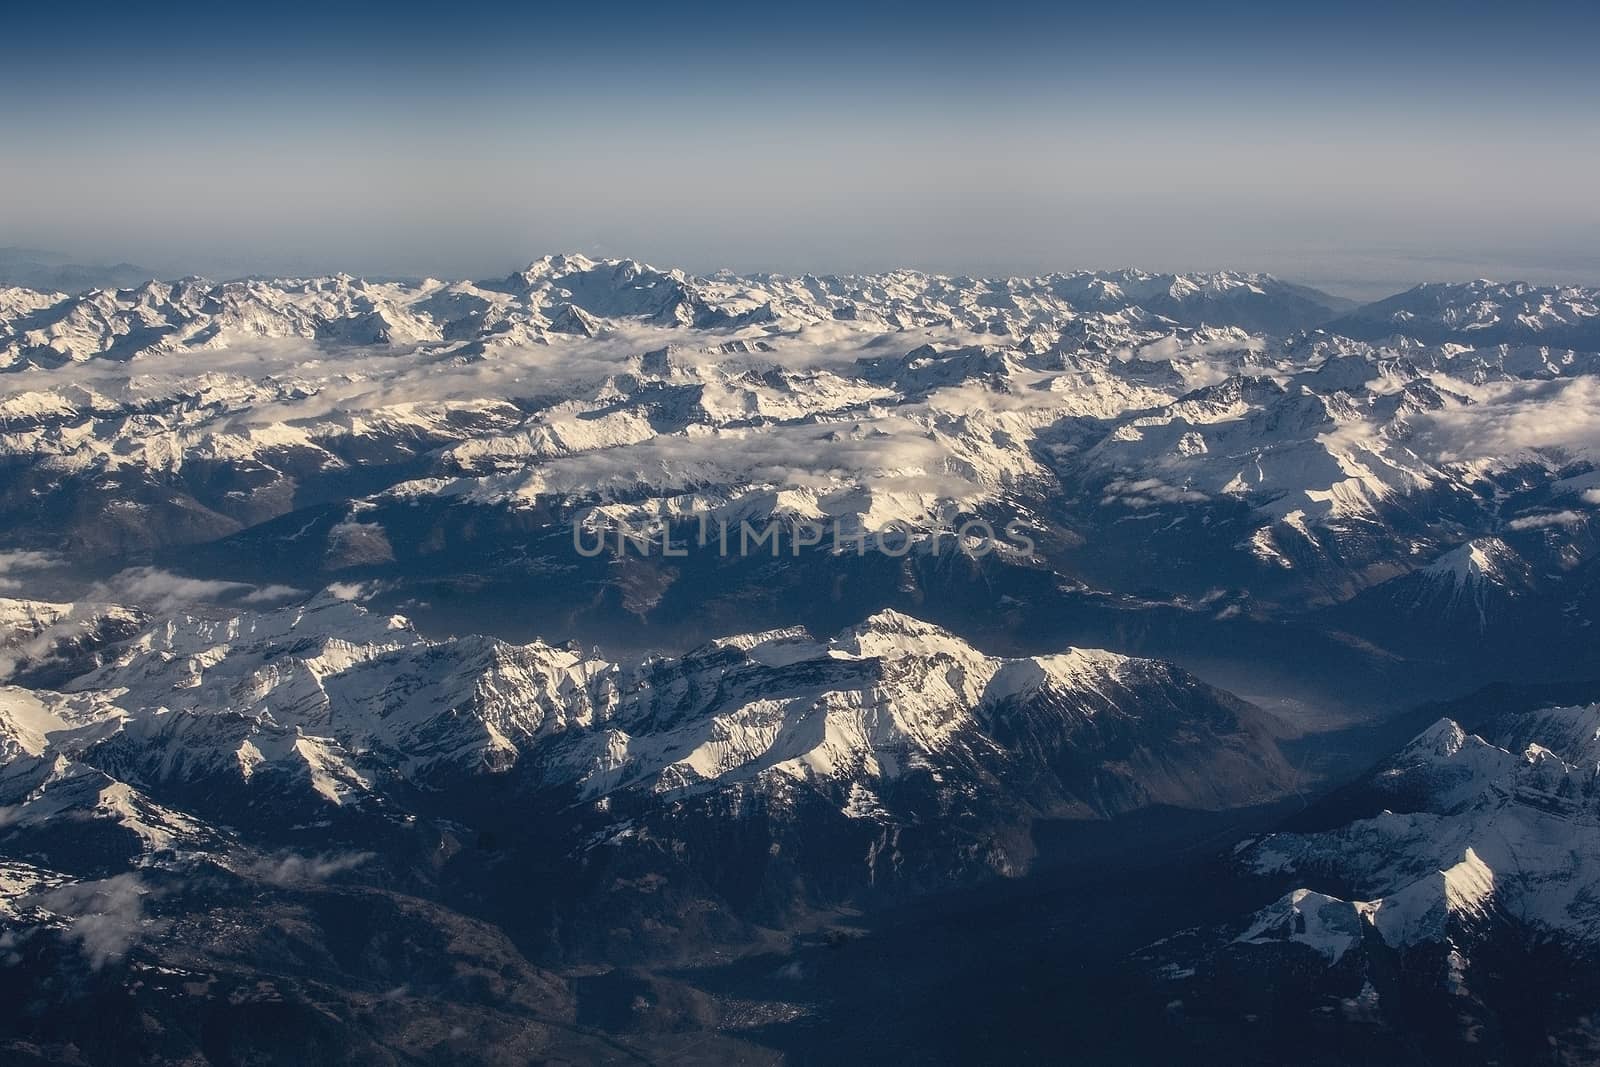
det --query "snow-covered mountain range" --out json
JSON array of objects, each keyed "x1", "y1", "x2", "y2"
[
  {"x1": 0, "y1": 586, "x2": 1298, "y2": 1060},
  {"x1": 1136, "y1": 694, "x2": 1600, "y2": 1062},
  {"x1": 1, "y1": 592, "x2": 1291, "y2": 879},
  {"x1": 0, "y1": 255, "x2": 1348, "y2": 369},
  {"x1": 2, "y1": 256, "x2": 1595, "y2": 687},
  {"x1": 3, "y1": 254, "x2": 1599, "y2": 1061}
]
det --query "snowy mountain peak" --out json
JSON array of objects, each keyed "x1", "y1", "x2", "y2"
[
  {"x1": 0, "y1": 594, "x2": 1293, "y2": 857},
  {"x1": 1422, "y1": 537, "x2": 1521, "y2": 585}
]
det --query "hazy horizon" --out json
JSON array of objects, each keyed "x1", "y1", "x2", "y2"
[
  {"x1": 9, "y1": 241, "x2": 1600, "y2": 305},
  {"x1": 6, "y1": 0, "x2": 1599, "y2": 300}
]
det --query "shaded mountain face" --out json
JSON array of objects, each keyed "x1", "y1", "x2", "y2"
[
  {"x1": 2, "y1": 255, "x2": 1600, "y2": 1061},
  {"x1": 1130, "y1": 696, "x2": 1600, "y2": 1063},
  {"x1": 1, "y1": 598, "x2": 1294, "y2": 899},
  {"x1": 0, "y1": 597, "x2": 147, "y2": 688},
  {"x1": 0, "y1": 595, "x2": 1296, "y2": 1061},
  {"x1": 1325, "y1": 279, "x2": 1600, "y2": 350}
]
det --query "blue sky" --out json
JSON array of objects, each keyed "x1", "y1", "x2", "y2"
[{"x1": 4, "y1": 0, "x2": 1598, "y2": 295}]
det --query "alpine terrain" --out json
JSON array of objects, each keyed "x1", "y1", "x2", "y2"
[{"x1": 2, "y1": 255, "x2": 1598, "y2": 1062}]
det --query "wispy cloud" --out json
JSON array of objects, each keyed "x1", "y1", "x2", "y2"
[
  {"x1": 237, "y1": 850, "x2": 374, "y2": 887},
  {"x1": 1507, "y1": 511, "x2": 1588, "y2": 531},
  {"x1": 0, "y1": 550, "x2": 63, "y2": 593},
  {"x1": 36, "y1": 874, "x2": 155, "y2": 970},
  {"x1": 88, "y1": 567, "x2": 302, "y2": 614},
  {"x1": 1414, "y1": 377, "x2": 1600, "y2": 463}
]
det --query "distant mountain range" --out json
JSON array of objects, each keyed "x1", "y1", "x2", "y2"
[
  {"x1": 2, "y1": 256, "x2": 1594, "y2": 670},
  {"x1": 0, "y1": 247, "x2": 161, "y2": 295}
]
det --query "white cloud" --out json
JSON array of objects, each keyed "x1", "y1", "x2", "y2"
[
  {"x1": 467, "y1": 415, "x2": 994, "y2": 513},
  {"x1": 239, "y1": 850, "x2": 373, "y2": 887},
  {"x1": 1414, "y1": 377, "x2": 1600, "y2": 464},
  {"x1": 240, "y1": 584, "x2": 305, "y2": 604},
  {"x1": 0, "y1": 550, "x2": 62, "y2": 593},
  {"x1": 1507, "y1": 511, "x2": 1587, "y2": 530},
  {"x1": 37, "y1": 874, "x2": 154, "y2": 970},
  {"x1": 89, "y1": 568, "x2": 303, "y2": 614}
]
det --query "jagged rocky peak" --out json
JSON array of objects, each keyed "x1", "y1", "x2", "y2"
[
  {"x1": 1325, "y1": 278, "x2": 1600, "y2": 347},
  {"x1": 0, "y1": 594, "x2": 1296, "y2": 846},
  {"x1": 0, "y1": 253, "x2": 1360, "y2": 371},
  {"x1": 1422, "y1": 536, "x2": 1525, "y2": 587},
  {"x1": 1141, "y1": 699, "x2": 1600, "y2": 1052}
]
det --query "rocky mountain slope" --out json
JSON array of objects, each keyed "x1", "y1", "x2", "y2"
[
  {"x1": 1134, "y1": 696, "x2": 1600, "y2": 1062},
  {"x1": 2, "y1": 593, "x2": 1293, "y2": 882},
  {"x1": 1, "y1": 256, "x2": 1596, "y2": 668},
  {"x1": 0, "y1": 589, "x2": 1298, "y2": 1061},
  {"x1": 3, "y1": 254, "x2": 1600, "y2": 1061}
]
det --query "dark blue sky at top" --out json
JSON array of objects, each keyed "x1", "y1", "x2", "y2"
[{"x1": 5, "y1": 0, "x2": 1598, "y2": 294}]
